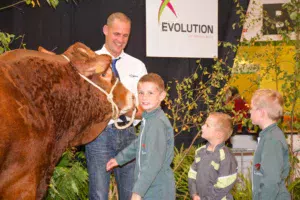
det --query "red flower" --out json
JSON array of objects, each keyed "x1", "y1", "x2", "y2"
[{"x1": 255, "y1": 163, "x2": 261, "y2": 170}]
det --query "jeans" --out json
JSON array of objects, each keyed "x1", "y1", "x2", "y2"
[{"x1": 86, "y1": 125, "x2": 137, "y2": 200}]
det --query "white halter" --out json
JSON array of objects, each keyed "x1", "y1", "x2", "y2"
[{"x1": 62, "y1": 54, "x2": 136, "y2": 129}]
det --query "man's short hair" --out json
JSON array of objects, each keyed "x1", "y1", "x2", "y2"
[
  {"x1": 138, "y1": 73, "x2": 165, "y2": 92},
  {"x1": 251, "y1": 89, "x2": 283, "y2": 121},
  {"x1": 107, "y1": 12, "x2": 131, "y2": 26},
  {"x1": 210, "y1": 112, "x2": 233, "y2": 141}
]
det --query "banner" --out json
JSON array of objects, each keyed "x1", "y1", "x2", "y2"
[
  {"x1": 146, "y1": 0, "x2": 218, "y2": 58},
  {"x1": 241, "y1": 0, "x2": 295, "y2": 41}
]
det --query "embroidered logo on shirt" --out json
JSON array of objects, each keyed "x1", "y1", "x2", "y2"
[
  {"x1": 254, "y1": 163, "x2": 261, "y2": 170},
  {"x1": 254, "y1": 163, "x2": 263, "y2": 176}
]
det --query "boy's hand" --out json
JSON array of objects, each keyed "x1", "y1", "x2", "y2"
[
  {"x1": 192, "y1": 194, "x2": 200, "y2": 200},
  {"x1": 131, "y1": 193, "x2": 141, "y2": 200},
  {"x1": 106, "y1": 158, "x2": 118, "y2": 171}
]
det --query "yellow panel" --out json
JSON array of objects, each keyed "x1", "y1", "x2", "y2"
[{"x1": 231, "y1": 45, "x2": 298, "y2": 112}]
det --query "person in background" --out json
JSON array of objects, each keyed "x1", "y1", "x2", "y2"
[
  {"x1": 250, "y1": 89, "x2": 290, "y2": 200},
  {"x1": 225, "y1": 86, "x2": 250, "y2": 134},
  {"x1": 106, "y1": 73, "x2": 175, "y2": 200},
  {"x1": 188, "y1": 112, "x2": 238, "y2": 200},
  {"x1": 85, "y1": 12, "x2": 147, "y2": 200}
]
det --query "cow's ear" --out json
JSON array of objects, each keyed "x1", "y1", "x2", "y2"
[
  {"x1": 76, "y1": 48, "x2": 90, "y2": 58},
  {"x1": 76, "y1": 47, "x2": 96, "y2": 59},
  {"x1": 74, "y1": 43, "x2": 96, "y2": 58}
]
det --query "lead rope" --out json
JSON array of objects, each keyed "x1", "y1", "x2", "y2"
[{"x1": 61, "y1": 54, "x2": 136, "y2": 129}]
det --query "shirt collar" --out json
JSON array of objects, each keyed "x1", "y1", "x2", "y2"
[
  {"x1": 259, "y1": 123, "x2": 277, "y2": 138},
  {"x1": 206, "y1": 142, "x2": 225, "y2": 152},
  {"x1": 142, "y1": 107, "x2": 162, "y2": 119},
  {"x1": 101, "y1": 45, "x2": 125, "y2": 59}
]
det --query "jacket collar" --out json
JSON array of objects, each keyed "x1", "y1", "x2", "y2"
[
  {"x1": 259, "y1": 123, "x2": 277, "y2": 138},
  {"x1": 142, "y1": 107, "x2": 162, "y2": 119},
  {"x1": 206, "y1": 142, "x2": 225, "y2": 152}
]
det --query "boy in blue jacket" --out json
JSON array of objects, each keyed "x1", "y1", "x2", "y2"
[
  {"x1": 250, "y1": 89, "x2": 290, "y2": 200},
  {"x1": 106, "y1": 73, "x2": 175, "y2": 200}
]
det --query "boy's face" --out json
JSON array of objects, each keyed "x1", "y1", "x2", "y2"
[
  {"x1": 250, "y1": 101, "x2": 261, "y2": 126},
  {"x1": 201, "y1": 116, "x2": 218, "y2": 141},
  {"x1": 138, "y1": 82, "x2": 166, "y2": 113}
]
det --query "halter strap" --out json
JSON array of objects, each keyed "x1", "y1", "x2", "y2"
[{"x1": 61, "y1": 54, "x2": 136, "y2": 129}]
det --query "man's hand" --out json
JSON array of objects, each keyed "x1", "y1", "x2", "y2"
[
  {"x1": 131, "y1": 193, "x2": 142, "y2": 200},
  {"x1": 106, "y1": 158, "x2": 118, "y2": 171},
  {"x1": 192, "y1": 194, "x2": 201, "y2": 200}
]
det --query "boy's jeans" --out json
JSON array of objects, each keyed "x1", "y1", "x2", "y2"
[{"x1": 86, "y1": 125, "x2": 136, "y2": 200}]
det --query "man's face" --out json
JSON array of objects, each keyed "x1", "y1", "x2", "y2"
[{"x1": 103, "y1": 19, "x2": 131, "y2": 58}]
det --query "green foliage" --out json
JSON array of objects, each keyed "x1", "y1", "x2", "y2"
[
  {"x1": 173, "y1": 145, "x2": 197, "y2": 200},
  {"x1": 231, "y1": 170, "x2": 252, "y2": 200},
  {"x1": 46, "y1": 149, "x2": 88, "y2": 200},
  {"x1": 164, "y1": 57, "x2": 235, "y2": 137},
  {"x1": 0, "y1": 32, "x2": 15, "y2": 54},
  {"x1": 0, "y1": 32, "x2": 26, "y2": 54},
  {"x1": 288, "y1": 178, "x2": 300, "y2": 200},
  {"x1": 45, "y1": 0, "x2": 60, "y2": 8},
  {"x1": 0, "y1": 0, "x2": 77, "y2": 10},
  {"x1": 288, "y1": 149, "x2": 300, "y2": 200},
  {"x1": 108, "y1": 174, "x2": 118, "y2": 200}
]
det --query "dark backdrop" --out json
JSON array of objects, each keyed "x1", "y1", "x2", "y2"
[{"x1": 0, "y1": 0, "x2": 249, "y2": 147}]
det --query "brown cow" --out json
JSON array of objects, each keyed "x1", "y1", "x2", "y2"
[{"x1": 0, "y1": 42, "x2": 135, "y2": 200}]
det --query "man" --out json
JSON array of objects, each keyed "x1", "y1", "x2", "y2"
[{"x1": 85, "y1": 12, "x2": 147, "y2": 200}]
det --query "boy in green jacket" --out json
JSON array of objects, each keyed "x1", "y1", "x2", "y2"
[
  {"x1": 250, "y1": 89, "x2": 290, "y2": 200},
  {"x1": 106, "y1": 73, "x2": 175, "y2": 200}
]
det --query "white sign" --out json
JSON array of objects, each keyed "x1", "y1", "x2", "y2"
[{"x1": 146, "y1": 0, "x2": 218, "y2": 58}]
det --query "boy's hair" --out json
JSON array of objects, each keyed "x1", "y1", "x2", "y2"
[
  {"x1": 251, "y1": 89, "x2": 283, "y2": 121},
  {"x1": 138, "y1": 73, "x2": 165, "y2": 92},
  {"x1": 107, "y1": 12, "x2": 131, "y2": 26},
  {"x1": 210, "y1": 112, "x2": 233, "y2": 141}
]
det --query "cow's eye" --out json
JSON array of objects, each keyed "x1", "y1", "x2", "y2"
[{"x1": 101, "y1": 73, "x2": 106, "y2": 77}]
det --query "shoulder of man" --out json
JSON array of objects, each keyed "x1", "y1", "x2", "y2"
[
  {"x1": 95, "y1": 48, "x2": 105, "y2": 55},
  {"x1": 122, "y1": 52, "x2": 145, "y2": 67}
]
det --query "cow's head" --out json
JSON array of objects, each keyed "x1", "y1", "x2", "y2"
[
  {"x1": 38, "y1": 42, "x2": 136, "y2": 119},
  {"x1": 88, "y1": 55, "x2": 136, "y2": 117}
]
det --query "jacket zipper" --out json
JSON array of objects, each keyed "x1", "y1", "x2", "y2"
[{"x1": 138, "y1": 118, "x2": 146, "y2": 178}]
